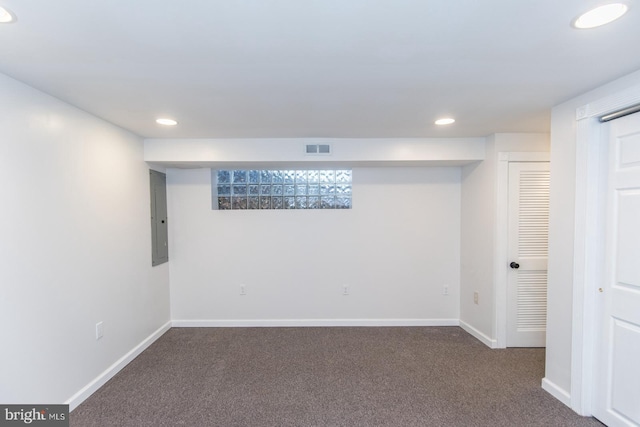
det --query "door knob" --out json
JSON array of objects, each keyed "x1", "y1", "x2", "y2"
[{"x1": 510, "y1": 262, "x2": 520, "y2": 269}]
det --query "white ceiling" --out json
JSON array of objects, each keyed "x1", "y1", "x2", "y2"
[{"x1": 1, "y1": 0, "x2": 639, "y2": 139}]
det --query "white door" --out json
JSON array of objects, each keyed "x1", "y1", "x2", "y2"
[
  {"x1": 593, "y1": 112, "x2": 640, "y2": 426},
  {"x1": 506, "y1": 162, "x2": 550, "y2": 347}
]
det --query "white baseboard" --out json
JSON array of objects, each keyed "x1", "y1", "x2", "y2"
[
  {"x1": 66, "y1": 321, "x2": 172, "y2": 412},
  {"x1": 542, "y1": 377, "x2": 572, "y2": 408},
  {"x1": 171, "y1": 318, "x2": 460, "y2": 328},
  {"x1": 459, "y1": 320, "x2": 498, "y2": 348}
]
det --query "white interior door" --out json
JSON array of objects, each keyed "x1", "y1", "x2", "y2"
[
  {"x1": 593, "y1": 112, "x2": 640, "y2": 426},
  {"x1": 506, "y1": 161, "x2": 550, "y2": 347}
]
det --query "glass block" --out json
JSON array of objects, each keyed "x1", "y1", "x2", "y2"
[
  {"x1": 295, "y1": 170, "x2": 307, "y2": 183},
  {"x1": 260, "y1": 196, "x2": 271, "y2": 209},
  {"x1": 307, "y1": 170, "x2": 319, "y2": 183},
  {"x1": 232, "y1": 197, "x2": 247, "y2": 210},
  {"x1": 320, "y1": 184, "x2": 335, "y2": 195},
  {"x1": 336, "y1": 196, "x2": 352, "y2": 209},
  {"x1": 295, "y1": 196, "x2": 307, "y2": 209},
  {"x1": 232, "y1": 170, "x2": 247, "y2": 183},
  {"x1": 271, "y1": 197, "x2": 284, "y2": 209},
  {"x1": 284, "y1": 170, "x2": 296, "y2": 184},
  {"x1": 320, "y1": 170, "x2": 335, "y2": 183},
  {"x1": 336, "y1": 170, "x2": 352, "y2": 183},
  {"x1": 320, "y1": 195, "x2": 335, "y2": 209},
  {"x1": 248, "y1": 196, "x2": 260, "y2": 209},
  {"x1": 336, "y1": 184, "x2": 352, "y2": 195},
  {"x1": 271, "y1": 170, "x2": 284, "y2": 184},
  {"x1": 308, "y1": 196, "x2": 320, "y2": 209},
  {"x1": 284, "y1": 196, "x2": 296, "y2": 209},
  {"x1": 217, "y1": 170, "x2": 231, "y2": 184},
  {"x1": 248, "y1": 170, "x2": 260, "y2": 184},
  {"x1": 232, "y1": 185, "x2": 247, "y2": 196},
  {"x1": 260, "y1": 170, "x2": 272, "y2": 183},
  {"x1": 216, "y1": 169, "x2": 352, "y2": 212},
  {"x1": 218, "y1": 197, "x2": 231, "y2": 210},
  {"x1": 260, "y1": 184, "x2": 271, "y2": 195}
]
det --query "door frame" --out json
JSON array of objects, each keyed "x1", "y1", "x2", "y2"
[
  {"x1": 572, "y1": 84, "x2": 640, "y2": 415},
  {"x1": 495, "y1": 152, "x2": 550, "y2": 349}
]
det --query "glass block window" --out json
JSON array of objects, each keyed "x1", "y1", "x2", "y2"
[{"x1": 214, "y1": 169, "x2": 352, "y2": 210}]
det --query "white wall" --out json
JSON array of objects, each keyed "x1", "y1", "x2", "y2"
[
  {"x1": 168, "y1": 167, "x2": 461, "y2": 325},
  {"x1": 460, "y1": 141, "x2": 496, "y2": 342},
  {"x1": 545, "y1": 68, "x2": 640, "y2": 402},
  {"x1": 460, "y1": 133, "x2": 549, "y2": 345},
  {"x1": 145, "y1": 137, "x2": 485, "y2": 168},
  {"x1": 0, "y1": 73, "x2": 170, "y2": 406}
]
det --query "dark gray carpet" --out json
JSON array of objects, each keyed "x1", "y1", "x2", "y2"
[{"x1": 71, "y1": 327, "x2": 603, "y2": 426}]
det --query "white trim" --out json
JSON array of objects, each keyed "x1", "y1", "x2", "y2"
[
  {"x1": 65, "y1": 321, "x2": 172, "y2": 412},
  {"x1": 495, "y1": 152, "x2": 550, "y2": 349},
  {"x1": 459, "y1": 320, "x2": 498, "y2": 348},
  {"x1": 572, "y1": 85, "x2": 640, "y2": 416},
  {"x1": 496, "y1": 156, "x2": 509, "y2": 348},
  {"x1": 576, "y1": 83, "x2": 640, "y2": 120},
  {"x1": 171, "y1": 318, "x2": 459, "y2": 328},
  {"x1": 571, "y1": 117, "x2": 605, "y2": 416},
  {"x1": 542, "y1": 377, "x2": 572, "y2": 408},
  {"x1": 498, "y1": 152, "x2": 550, "y2": 162}
]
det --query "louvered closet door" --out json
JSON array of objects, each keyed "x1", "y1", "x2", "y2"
[{"x1": 506, "y1": 162, "x2": 550, "y2": 347}]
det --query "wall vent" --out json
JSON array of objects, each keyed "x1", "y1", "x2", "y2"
[{"x1": 305, "y1": 144, "x2": 331, "y2": 155}]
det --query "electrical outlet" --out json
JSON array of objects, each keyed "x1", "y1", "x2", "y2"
[
  {"x1": 96, "y1": 322, "x2": 104, "y2": 340},
  {"x1": 343, "y1": 285, "x2": 349, "y2": 296},
  {"x1": 474, "y1": 292, "x2": 479, "y2": 305},
  {"x1": 240, "y1": 284, "x2": 246, "y2": 296},
  {"x1": 443, "y1": 285, "x2": 449, "y2": 296}
]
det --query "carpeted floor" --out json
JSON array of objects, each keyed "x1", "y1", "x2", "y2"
[{"x1": 70, "y1": 327, "x2": 603, "y2": 426}]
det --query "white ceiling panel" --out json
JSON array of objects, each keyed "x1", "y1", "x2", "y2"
[{"x1": 0, "y1": 0, "x2": 639, "y2": 138}]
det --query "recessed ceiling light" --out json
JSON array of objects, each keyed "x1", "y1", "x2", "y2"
[
  {"x1": 573, "y1": 3, "x2": 628, "y2": 29},
  {"x1": 156, "y1": 118, "x2": 178, "y2": 126},
  {"x1": 0, "y1": 6, "x2": 15, "y2": 23},
  {"x1": 435, "y1": 118, "x2": 455, "y2": 125}
]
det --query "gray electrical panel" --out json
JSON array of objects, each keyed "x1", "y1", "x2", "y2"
[{"x1": 150, "y1": 170, "x2": 168, "y2": 266}]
